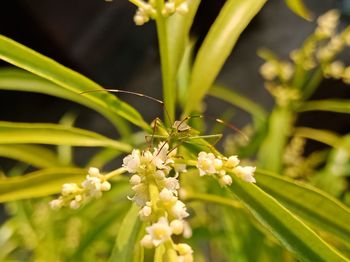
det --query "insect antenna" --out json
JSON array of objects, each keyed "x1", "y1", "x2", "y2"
[
  {"x1": 80, "y1": 89, "x2": 172, "y2": 126},
  {"x1": 181, "y1": 115, "x2": 249, "y2": 141}
]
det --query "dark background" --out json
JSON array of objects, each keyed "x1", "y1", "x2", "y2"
[{"x1": 0, "y1": 0, "x2": 349, "y2": 157}]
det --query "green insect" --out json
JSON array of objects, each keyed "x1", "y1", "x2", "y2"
[{"x1": 81, "y1": 89, "x2": 246, "y2": 155}]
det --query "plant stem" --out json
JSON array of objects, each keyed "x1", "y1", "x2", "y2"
[
  {"x1": 186, "y1": 192, "x2": 242, "y2": 209},
  {"x1": 155, "y1": 1, "x2": 175, "y2": 126}
]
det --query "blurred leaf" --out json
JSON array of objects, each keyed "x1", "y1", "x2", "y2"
[
  {"x1": 110, "y1": 204, "x2": 142, "y2": 262},
  {"x1": 285, "y1": 0, "x2": 313, "y2": 21},
  {"x1": 299, "y1": 99, "x2": 350, "y2": 114},
  {"x1": 167, "y1": 0, "x2": 200, "y2": 79},
  {"x1": 0, "y1": 68, "x2": 131, "y2": 136},
  {"x1": 0, "y1": 121, "x2": 132, "y2": 152},
  {"x1": 229, "y1": 177, "x2": 348, "y2": 262},
  {"x1": 258, "y1": 107, "x2": 293, "y2": 172},
  {"x1": 256, "y1": 169, "x2": 350, "y2": 244},
  {"x1": 184, "y1": 0, "x2": 267, "y2": 115},
  {"x1": 58, "y1": 112, "x2": 77, "y2": 165},
  {"x1": 294, "y1": 127, "x2": 343, "y2": 149},
  {"x1": 0, "y1": 144, "x2": 61, "y2": 168},
  {"x1": 209, "y1": 85, "x2": 267, "y2": 124},
  {"x1": 0, "y1": 167, "x2": 86, "y2": 202},
  {"x1": 0, "y1": 35, "x2": 150, "y2": 131}
]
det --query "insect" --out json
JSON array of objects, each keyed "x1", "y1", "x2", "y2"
[{"x1": 81, "y1": 89, "x2": 247, "y2": 155}]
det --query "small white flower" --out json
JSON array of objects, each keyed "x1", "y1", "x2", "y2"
[
  {"x1": 159, "y1": 188, "x2": 175, "y2": 202},
  {"x1": 172, "y1": 200, "x2": 189, "y2": 219},
  {"x1": 145, "y1": 217, "x2": 172, "y2": 246},
  {"x1": 174, "y1": 163, "x2": 187, "y2": 175},
  {"x1": 176, "y1": 243, "x2": 193, "y2": 256},
  {"x1": 177, "y1": 2, "x2": 189, "y2": 15},
  {"x1": 155, "y1": 170, "x2": 166, "y2": 180},
  {"x1": 61, "y1": 183, "x2": 79, "y2": 196},
  {"x1": 214, "y1": 158, "x2": 223, "y2": 170},
  {"x1": 140, "y1": 234, "x2": 154, "y2": 249},
  {"x1": 130, "y1": 174, "x2": 142, "y2": 185},
  {"x1": 325, "y1": 61, "x2": 344, "y2": 78},
  {"x1": 164, "y1": 177, "x2": 180, "y2": 194},
  {"x1": 170, "y1": 219, "x2": 184, "y2": 235},
  {"x1": 260, "y1": 61, "x2": 278, "y2": 80},
  {"x1": 69, "y1": 199, "x2": 81, "y2": 209},
  {"x1": 234, "y1": 166, "x2": 256, "y2": 183},
  {"x1": 197, "y1": 152, "x2": 216, "y2": 176},
  {"x1": 101, "y1": 181, "x2": 111, "y2": 191},
  {"x1": 88, "y1": 167, "x2": 100, "y2": 177},
  {"x1": 182, "y1": 221, "x2": 192, "y2": 239},
  {"x1": 219, "y1": 175, "x2": 233, "y2": 186},
  {"x1": 82, "y1": 176, "x2": 103, "y2": 198},
  {"x1": 162, "y1": 1, "x2": 175, "y2": 16},
  {"x1": 49, "y1": 199, "x2": 63, "y2": 210},
  {"x1": 123, "y1": 149, "x2": 141, "y2": 173},
  {"x1": 139, "y1": 205, "x2": 152, "y2": 220},
  {"x1": 225, "y1": 155, "x2": 240, "y2": 168}
]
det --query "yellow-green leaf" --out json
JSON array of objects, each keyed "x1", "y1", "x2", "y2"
[
  {"x1": 0, "y1": 121, "x2": 132, "y2": 152},
  {"x1": 285, "y1": 0, "x2": 313, "y2": 21},
  {"x1": 0, "y1": 167, "x2": 86, "y2": 202},
  {"x1": 184, "y1": 0, "x2": 267, "y2": 115}
]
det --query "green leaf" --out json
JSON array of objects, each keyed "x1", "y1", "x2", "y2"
[
  {"x1": 299, "y1": 99, "x2": 350, "y2": 114},
  {"x1": 294, "y1": 127, "x2": 342, "y2": 149},
  {"x1": 209, "y1": 85, "x2": 267, "y2": 124},
  {"x1": 183, "y1": 0, "x2": 267, "y2": 115},
  {"x1": 167, "y1": 0, "x2": 200, "y2": 78},
  {"x1": 285, "y1": 0, "x2": 313, "y2": 21},
  {"x1": 229, "y1": 177, "x2": 348, "y2": 262},
  {"x1": 109, "y1": 204, "x2": 143, "y2": 262},
  {"x1": 258, "y1": 107, "x2": 293, "y2": 172},
  {"x1": 0, "y1": 144, "x2": 61, "y2": 168},
  {"x1": 0, "y1": 68, "x2": 132, "y2": 136},
  {"x1": 256, "y1": 169, "x2": 350, "y2": 244},
  {"x1": 0, "y1": 167, "x2": 86, "y2": 202},
  {"x1": 0, "y1": 121, "x2": 132, "y2": 152},
  {"x1": 0, "y1": 35, "x2": 150, "y2": 131}
]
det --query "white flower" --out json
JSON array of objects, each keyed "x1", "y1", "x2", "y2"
[
  {"x1": 139, "y1": 205, "x2": 152, "y2": 220},
  {"x1": 88, "y1": 167, "x2": 100, "y2": 177},
  {"x1": 140, "y1": 234, "x2": 154, "y2": 249},
  {"x1": 49, "y1": 199, "x2": 63, "y2": 210},
  {"x1": 225, "y1": 155, "x2": 240, "y2": 169},
  {"x1": 164, "y1": 177, "x2": 180, "y2": 194},
  {"x1": 130, "y1": 174, "x2": 142, "y2": 185},
  {"x1": 219, "y1": 175, "x2": 233, "y2": 186},
  {"x1": 123, "y1": 149, "x2": 141, "y2": 173},
  {"x1": 131, "y1": 183, "x2": 148, "y2": 206},
  {"x1": 316, "y1": 9, "x2": 339, "y2": 37},
  {"x1": 176, "y1": 243, "x2": 194, "y2": 262},
  {"x1": 325, "y1": 61, "x2": 344, "y2": 78},
  {"x1": 159, "y1": 188, "x2": 175, "y2": 202},
  {"x1": 172, "y1": 200, "x2": 189, "y2": 219},
  {"x1": 145, "y1": 217, "x2": 172, "y2": 246},
  {"x1": 101, "y1": 181, "x2": 111, "y2": 191},
  {"x1": 174, "y1": 163, "x2": 187, "y2": 175},
  {"x1": 61, "y1": 183, "x2": 79, "y2": 196},
  {"x1": 182, "y1": 221, "x2": 192, "y2": 239},
  {"x1": 69, "y1": 199, "x2": 81, "y2": 209},
  {"x1": 82, "y1": 176, "x2": 103, "y2": 198},
  {"x1": 234, "y1": 166, "x2": 256, "y2": 183},
  {"x1": 177, "y1": 2, "x2": 189, "y2": 15},
  {"x1": 170, "y1": 219, "x2": 184, "y2": 235},
  {"x1": 260, "y1": 62, "x2": 278, "y2": 80},
  {"x1": 196, "y1": 152, "x2": 216, "y2": 176}
]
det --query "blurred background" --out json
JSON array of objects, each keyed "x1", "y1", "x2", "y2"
[{"x1": 0, "y1": 0, "x2": 350, "y2": 162}]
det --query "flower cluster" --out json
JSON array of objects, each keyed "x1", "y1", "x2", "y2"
[
  {"x1": 196, "y1": 152, "x2": 256, "y2": 185},
  {"x1": 131, "y1": 0, "x2": 190, "y2": 26},
  {"x1": 123, "y1": 142, "x2": 192, "y2": 260},
  {"x1": 49, "y1": 167, "x2": 111, "y2": 210}
]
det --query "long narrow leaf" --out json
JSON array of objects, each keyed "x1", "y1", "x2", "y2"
[
  {"x1": 184, "y1": 0, "x2": 267, "y2": 115},
  {"x1": 229, "y1": 178, "x2": 347, "y2": 261},
  {"x1": 285, "y1": 0, "x2": 313, "y2": 21},
  {"x1": 0, "y1": 35, "x2": 149, "y2": 131},
  {"x1": 299, "y1": 99, "x2": 350, "y2": 114},
  {"x1": 0, "y1": 68, "x2": 131, "y2": 135},
  {"x1": 0, "y1": 167, "x2": 86, "y2": 202},
  {"x1": 0, "y1": 121, "x2": 132, "y2": 151},
  {"x1": 109, "y1": 204, "x2": 143, "y2": 262},
  {"x1": 0, "y1": 144, "x2": 61, "y2": 168},
  {"x1": 256, "y1": 169, "x2": 350, "y2": 244}
]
